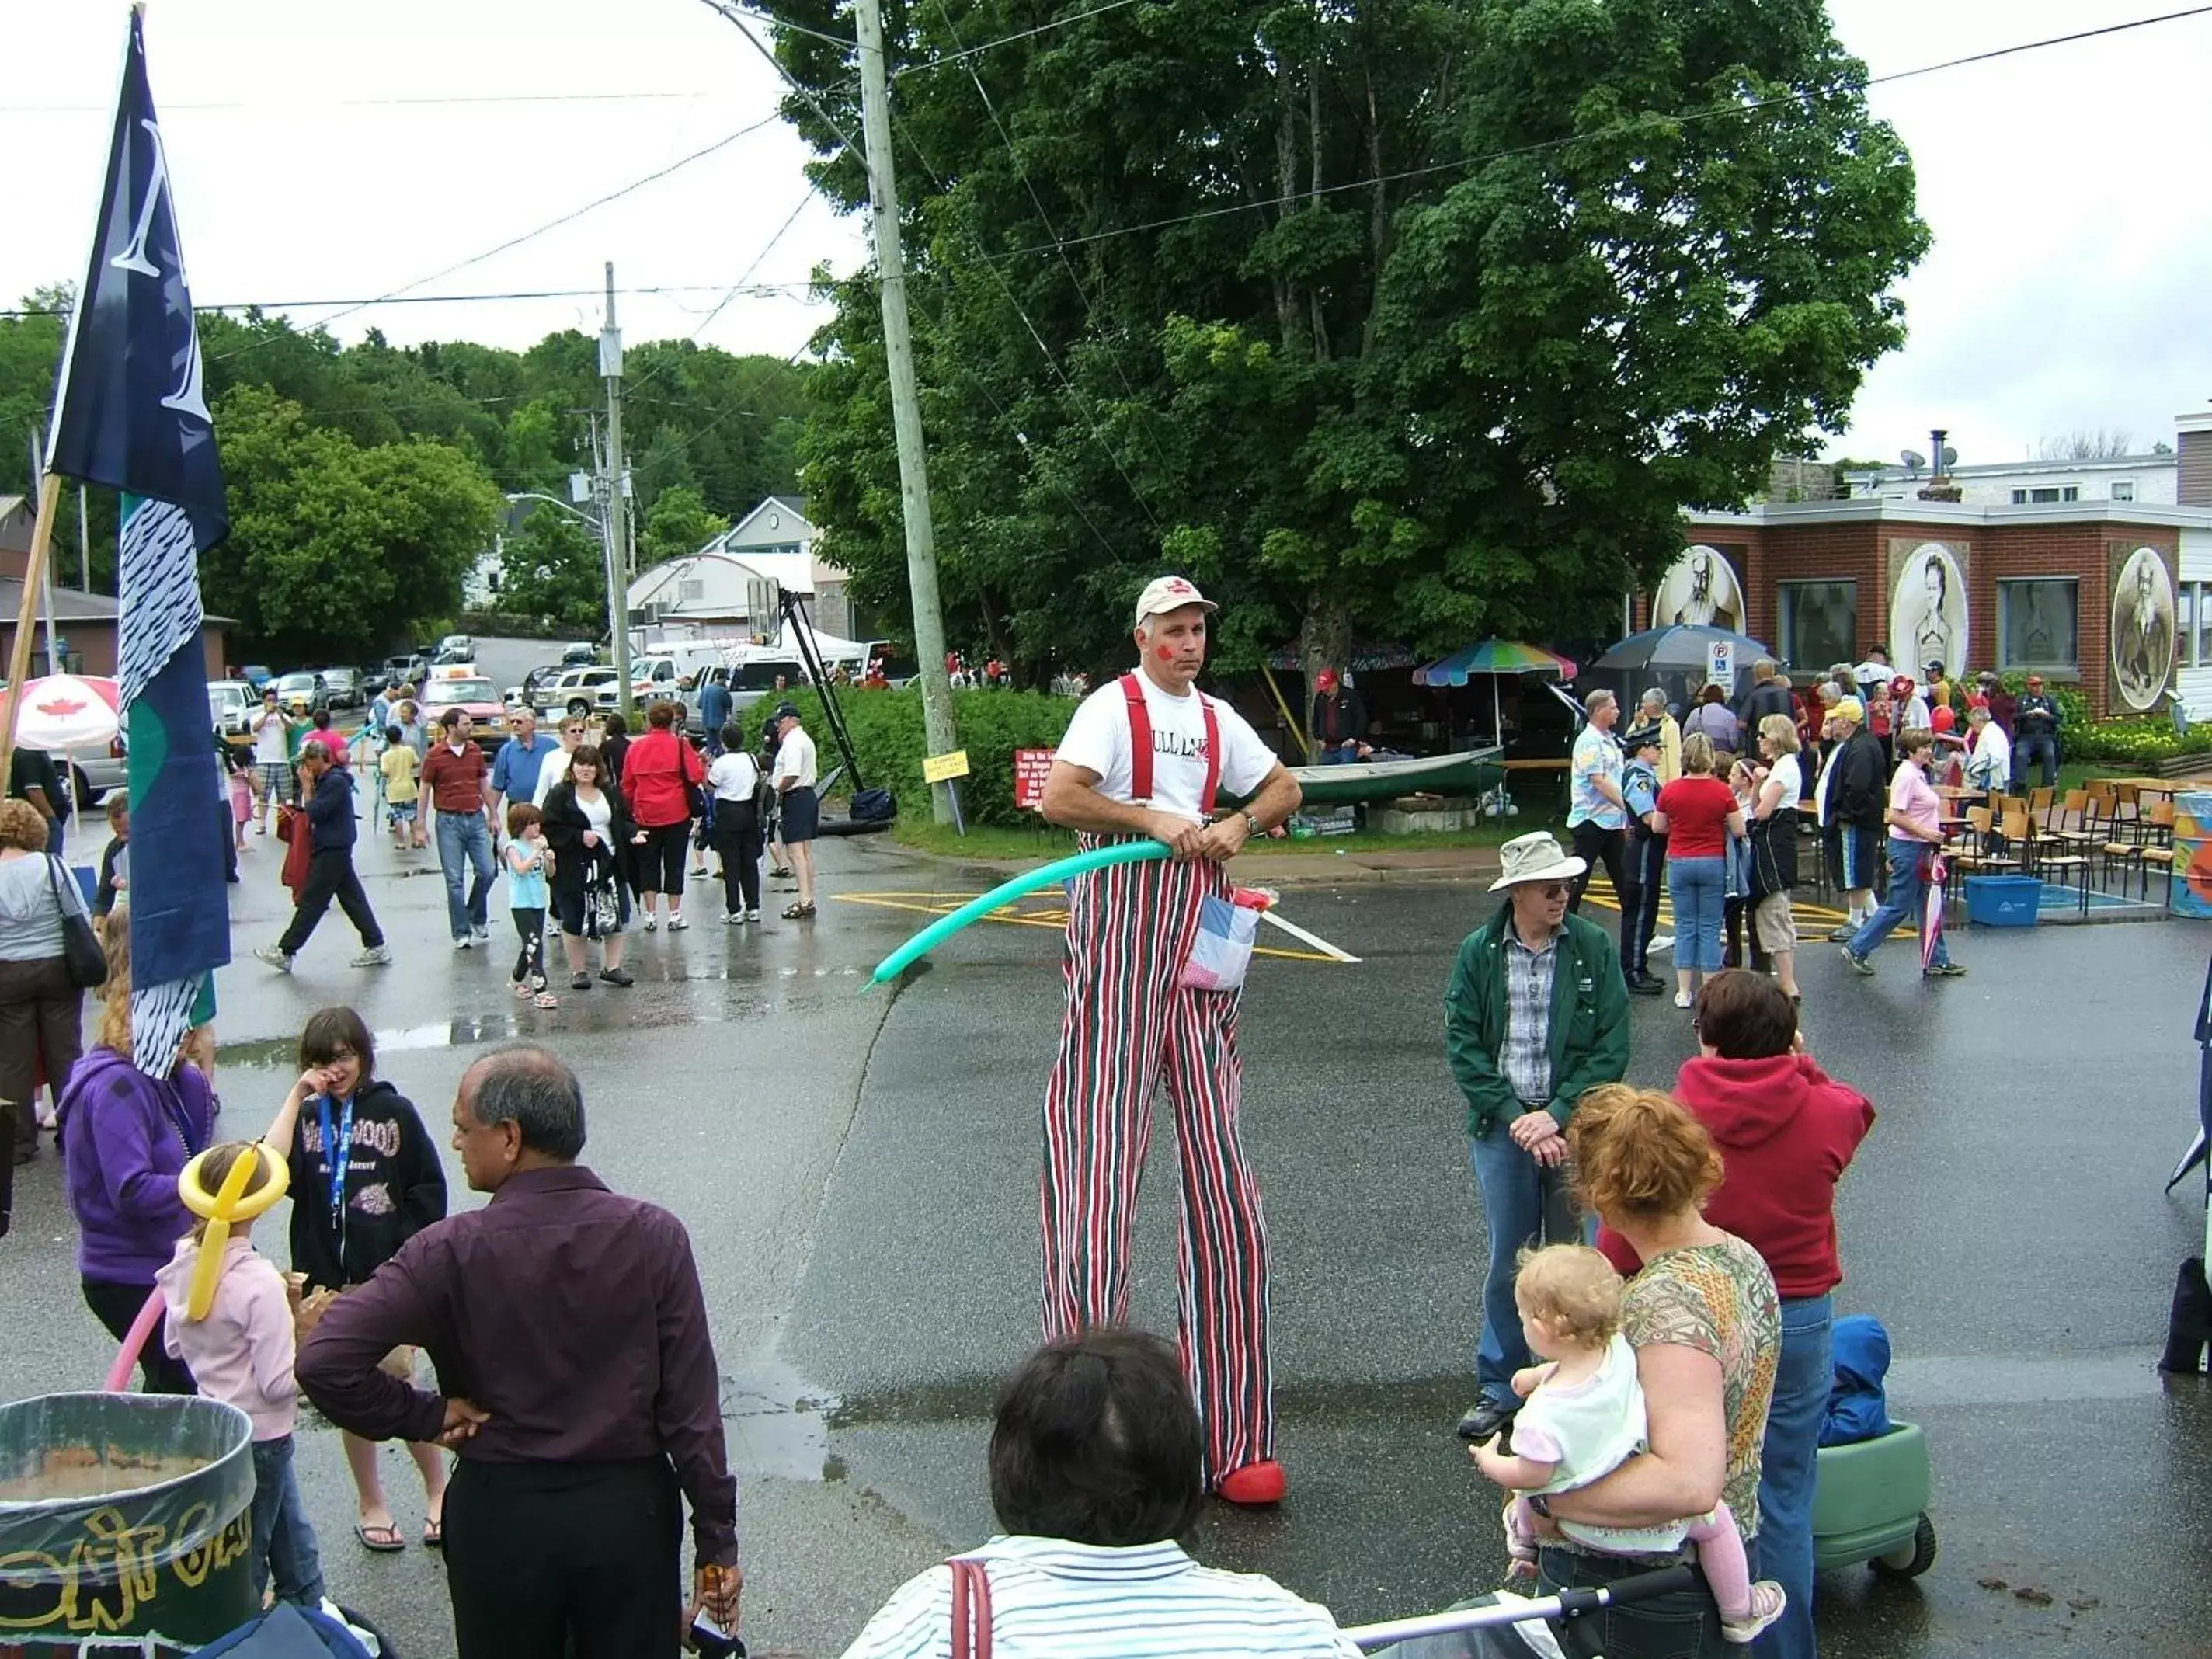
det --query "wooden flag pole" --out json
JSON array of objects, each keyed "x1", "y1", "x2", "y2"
[{"x1": 0, "y1": 471, "x2": 65, "y2": 784}]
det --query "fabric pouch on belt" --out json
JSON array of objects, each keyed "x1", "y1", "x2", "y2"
[{"x1": 1177, "y1": 887, "x2": 1269, "y2": 992}]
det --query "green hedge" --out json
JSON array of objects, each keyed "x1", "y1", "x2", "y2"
[
  {"x1": 780, "y1": 687, "x2": 1077, "y2": 826},
  {"x1": 2064, "y1": 717, "x2": 2212, "y2": 769}
]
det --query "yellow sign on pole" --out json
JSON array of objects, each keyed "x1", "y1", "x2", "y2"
[{"x1": 923, "y1": 749, "x2": 972, "y2": 784}]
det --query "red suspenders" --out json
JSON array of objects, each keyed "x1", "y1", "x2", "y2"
[{"x1": 1119, "y1": 671, "x2": 1221, "y2": 812}]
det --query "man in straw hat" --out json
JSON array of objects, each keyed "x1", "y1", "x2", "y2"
[
  {"x1": 1819, "y1": 696, "x2": 1887, "y2": 941},
  {"x1": 1036, "y1": 575, "x2": 1303, "y2": 1505},
  {"x1": 1444, "y1": 831, "x2": 1629, "y2": 1444}
]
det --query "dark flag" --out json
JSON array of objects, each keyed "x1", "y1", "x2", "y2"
[{"x1": 45, "y1": 9, "x2": 230, "y2": 1073}]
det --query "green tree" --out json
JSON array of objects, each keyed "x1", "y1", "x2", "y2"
[
  {"x1": 207, "y1": 384, "x2": 503, "y2": 659},
  {"x1": 639, "y1": 482, "x2": 729, "y2": 569},
  {"x1": 775, "y1": 0, "x2": 1929, "y2": 683},
  {"x1": 497, "y1": 506, "x2": 608, "y2": 633}
]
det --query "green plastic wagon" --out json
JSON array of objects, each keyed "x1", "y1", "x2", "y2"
[{"x1": 1810, "y1": 1420, "x2": 1937, "y2": 1577}]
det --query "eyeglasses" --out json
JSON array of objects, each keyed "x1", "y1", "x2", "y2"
[{"x1": 1533, "y1": 882, "x2": 1571, "y2": 899}]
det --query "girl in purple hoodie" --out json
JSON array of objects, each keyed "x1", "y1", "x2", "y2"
[{"x1": 60, "y1": 910, "x2": 217, "y2": 1394}]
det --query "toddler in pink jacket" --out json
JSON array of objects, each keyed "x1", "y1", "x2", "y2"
[{"x1": 155, "y1": 1140, "x2": 328, "y2": 1612}]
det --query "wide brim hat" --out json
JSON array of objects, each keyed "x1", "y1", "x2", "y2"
[{"x1": 1488, "y1": 831, "x2": 1588, "y2": 893}]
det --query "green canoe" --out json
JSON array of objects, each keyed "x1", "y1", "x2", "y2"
[{"x1": 1230, "y1": 746, "x2": 1504, "y2": 806}]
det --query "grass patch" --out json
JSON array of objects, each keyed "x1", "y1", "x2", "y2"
[{"x1": 886, "y1": 812, "x2": 1567, "y2": 861}]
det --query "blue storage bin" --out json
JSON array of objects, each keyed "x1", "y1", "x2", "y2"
[{"x1": 1963, "y1": 873, "x2": 2040, "y2": 927}]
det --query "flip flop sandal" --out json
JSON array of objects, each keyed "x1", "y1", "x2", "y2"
[
  {"x1": 512, "y1": 982, "x2": 533, "y2": 1000},
  {"x1": 781, "y1": 902, "x2": 816, "y2": 919},
  {"x1": 423, "y1": 1521, "x2": 443, "y2": 1548},
  {"x1": 354, "y1": 1521, "x2": 405, "y2": 1553},
  {"x1": 532, "y1": 990, "x2": 559, "y2": 1009},
  {"x1": 770, "y1": 866, "x2": 795, "y2": 878}
]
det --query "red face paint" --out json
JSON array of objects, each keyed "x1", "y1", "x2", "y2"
[{"x1": 1156, "y1": 646, "x2": 1175, "y2": 663}]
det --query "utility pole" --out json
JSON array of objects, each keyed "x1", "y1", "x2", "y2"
[
  {"x1": 855, "y1": 0, "x2": 958, "y2": 824},
  {"x1": 76, "y1": 485, "x2": 89, "y2": 593},
  {"x1": 600, "y1": 262, "x2": 635, "y2": 721}
]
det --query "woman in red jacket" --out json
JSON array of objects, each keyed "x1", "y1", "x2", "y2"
[
  {"x1": 619, "y1": 701, "x2": 705, "y2": 933},
  {"x1": 1598, "y1": 969, "x2": 1873, "y2": 1659}
]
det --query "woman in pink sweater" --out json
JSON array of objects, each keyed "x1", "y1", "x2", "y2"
[{"x1": 155, "y1": 1140, "x2": 329, "y2": 1613}]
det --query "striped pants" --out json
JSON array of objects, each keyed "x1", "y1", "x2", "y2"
[{"x1": 1040, "y1": 849, "x2": 1275, "y2": 1482}]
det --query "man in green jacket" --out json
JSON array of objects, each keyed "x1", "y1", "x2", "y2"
[{"x1": 1445, "y1": 830, "x2": 1630, "y2": 1442}]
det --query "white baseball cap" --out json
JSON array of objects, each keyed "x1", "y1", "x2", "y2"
[{"x1": 1133, "y1": 575, "x2": 1217, "y2": 630}]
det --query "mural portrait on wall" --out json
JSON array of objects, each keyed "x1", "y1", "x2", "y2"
[
  {"x1": 1653, "y1": 544, "x2": 1744, "y2": 632},
  {"x1": 1887, "y1": 541, "x2": 1968, "y2": 683},
  {"x1": 2110, "y1": 544, "x2": 2175, "y2": 713}
]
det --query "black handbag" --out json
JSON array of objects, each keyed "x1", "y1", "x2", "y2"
[{"x1": 45, "y1": 856, "x2": 107, "y2": 989}]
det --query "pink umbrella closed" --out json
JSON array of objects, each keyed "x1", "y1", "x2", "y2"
[
  {"x1": 0, "y1": 673, "x2": 122, "y2": 751},
  {"x1": 1921, "y1": 850, "x2": 1948, "y2": 970}
]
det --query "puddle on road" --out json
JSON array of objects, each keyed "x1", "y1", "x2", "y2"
[
  {"x1": 722, "y1": 1361, "x2": 843, "y2": 1483},
  {"x1": 215, "y1": 965, "x2": 869, "y2": 1071}
]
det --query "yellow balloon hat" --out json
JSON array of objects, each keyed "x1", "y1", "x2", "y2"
[{"x1": 176, "y1": 1143, "x2": 290, "y2": 1322}]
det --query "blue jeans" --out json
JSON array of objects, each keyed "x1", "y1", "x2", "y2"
[
  {"x1": 1752, "y1": 1295, "x2": 1831, "y2": 1659},
  {"x1": 2015, "y1": 734, "x2": 2057, "y2": 790},
  {"x1": 1469, "y1": 1122, "x2": 1579, "y2": 1405},
  {"x1": 435, "y1": 809, "x2": 495, "y2": 938},
  {"x1": 1319, "y1": 743, "x2": 1359, "y2": 764},
  {"x1": 1848, "y1": 838, "x2": 1947, "y2": 966},
  {"x1": 249, "y1": 1434, "x2": 325, "y2": 1608},
  {"x1": 1668, "y1": 854, "x2": 1727, "y2": 973}
]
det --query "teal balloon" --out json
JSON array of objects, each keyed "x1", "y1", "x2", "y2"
[{"x1": 868, "y1": 840, "x2": 1170, "y2": 986}]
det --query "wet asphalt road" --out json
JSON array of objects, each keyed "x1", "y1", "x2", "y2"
[{"x1": 2, "y1": 819, "x2": 2207, "y2": 1658}]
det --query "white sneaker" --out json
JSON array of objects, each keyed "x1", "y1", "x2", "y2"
[
  {"x1": 351, "y1": 946, "x2": 391, "y2": 967},
  {"x1": 470, "y1": 925, "x2": 490, "y2": 943},
  {"x1": 666, "y1": 913, "x2": 689, "y2": 931},
  {"x1": 1648, "y1": 933, "x2": 1674, "y2": 951},
  {"x1": 454, "y1": 935, "x2": 473, "y2": 951},
  {"x1": 642, "y1": 915, "x2": 659, "y2": 932},
  {"x1": 1672, "y1": 990, "x2": 1693, "y2": 1009},
  {"x1": 253, "y1": 945, "x2": 294, "y2": 974},
  {"x1": 744, "y1": 908, "x2": 761, "y2": 922},
  {"x1": 725, "y1": 912, "x2": 746, "y2": 925}
]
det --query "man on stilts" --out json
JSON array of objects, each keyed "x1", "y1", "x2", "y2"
[{"x1": 1038, "y1": 576, "x2": 1303, "y2": 1504}]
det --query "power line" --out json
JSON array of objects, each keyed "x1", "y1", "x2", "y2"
[
  {"x1": 0, "y1": 282, "x2": 826, "y2": 321},
  {"x1": 212, "y1": 115, "x2": 787, "y2": 360},
  {"x1": 893, "y1": 0, "x2": 1148, "y2": 78},
  {"x1": 990, "y1": 2, "x2": 2212, "y2": 261}
]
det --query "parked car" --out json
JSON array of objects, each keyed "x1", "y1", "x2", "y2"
[
  {"x1": 420, "y1": 670, "x2": 507, "y2": 750},
  {"x1": 535, "y1": 666, "x2": 621, "y2": 720},
  {"x1": 273, "y1": 671, "x2": 329, "y2": 715},
  {"x1": 504, "y1": 665, "x2": 565, "y2": 711},
  {"x1": 63, "y1": 742, "x2": 127, "y2": 810},
  {"x1": 683, "y1": 659, "x2": 805, "y2": 738},
  {"x1": 561, "y1": 641, "x2": 599, "y2": 666},
  {"x1": 434, "y1": 633, "x2": 475, "y2": 665},
  {"x1": 238, "y1": 664, "x2": 275, "y2": 690},
  {"x1": 207, "y1": 679, "x2": 256, "y2": 744},
  {"x1": 631, "y1": 656, "x2": 683, "y2": 705},
  {"x1": 382, "y1": 652, "x2": 429, "y2": 687},
  {"x1": 319, "y1": 666, "x2": 364, "y2": 709}
]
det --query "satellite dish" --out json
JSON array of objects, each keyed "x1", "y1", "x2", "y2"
[
  {"x1": 1939, "y1": 445, "x2": 1958, "y2": 468},
  {"x1": 1901, "y1": 450, "x2": 1926, "y2": 471}
]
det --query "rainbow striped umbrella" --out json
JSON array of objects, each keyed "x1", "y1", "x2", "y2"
[{"x1": 1413, "y1": 639, "x2": 1577, "y2": 743}]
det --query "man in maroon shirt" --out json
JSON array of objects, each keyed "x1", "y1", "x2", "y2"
[
  {"x1": 419, "y1": 708, "x2": 497, "y2": 948},
  {"x1": 297, "y1": 1045, "x2": 742, "y2": 1655}
]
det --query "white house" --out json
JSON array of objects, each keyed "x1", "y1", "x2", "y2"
[
  {"x1": 625, "y1": 496, "x2": 859, "y2": 640},
  {"x1": 1844, "y1": 451, "x2": 2177, "y2": 507}
]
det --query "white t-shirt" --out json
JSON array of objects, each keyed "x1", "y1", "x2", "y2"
[
  {"x1": 574, "y1": 788, "x2": 612, "y2": 836},
  {"x1": 1055, "y1": 671, "x2": 1276, "y2": 820},
  {"x1": 1762, "y1": 751, "x2": 1803, "y2": 815},
  {"x1": 1511, "y1": 1331, "x2": 1692, "y2": 1554},
  {"x1": 252, "y1": 709, "x2": 289, "y2": 763},
  {"x1": 1968, "y1": 722, "x2": 2012, "y2": 788},
  {"x1": 774, "y1": 726, "x2": 819, "y2": 791},
  {"x1": 708, "y1": 751, "x2": 762, "y2": 802},
  {"x1": 533, "y1": 746, "x2": 574, "y2": 807}
]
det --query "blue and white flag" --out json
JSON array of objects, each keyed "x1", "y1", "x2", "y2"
[{"x1": 46, "y1": 10, "x2": 230, "y2": 1074}]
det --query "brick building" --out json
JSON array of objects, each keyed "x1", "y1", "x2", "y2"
[{"x1": 1647, "y1": 413, "x2": 2212, "y2": 722}]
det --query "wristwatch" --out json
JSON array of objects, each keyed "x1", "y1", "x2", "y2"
[{"x1": 1244, "y1": 812, "x2": 1264, "y2": 838}]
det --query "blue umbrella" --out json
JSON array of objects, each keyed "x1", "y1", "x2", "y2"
[{"x1": 1592, "y1": 624, "x2": 1771, "y2": 673}]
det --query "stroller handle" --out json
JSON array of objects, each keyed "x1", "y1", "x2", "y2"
[{"x1": 1345, "y1": 1564, "x2": 1702, "y2": 1649}]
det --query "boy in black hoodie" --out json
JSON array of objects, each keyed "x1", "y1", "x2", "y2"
[{"x1": 266, "y1": 1006, "x2": 449, "y2": 1552}]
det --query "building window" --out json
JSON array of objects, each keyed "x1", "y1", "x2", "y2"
[
  {"x1": 2010, "y1": 486, "x2": 2079, "y2": 504},
  {"x1": 2113, "y1": 481, "x2": 2136, "y2": 502},
  {"x1": 2198, "y1": 583, "x2": 2212, "y2": 670},
  {"x1": 1996, "y1": 577, "x2": 2079, "y2": 671},
  {"x1": 2182, "y1": 586, "x2": 2198, "y2": 670},
  {"x1": 1777, "y1": 580, "x2": 1856, "y2": 673}
]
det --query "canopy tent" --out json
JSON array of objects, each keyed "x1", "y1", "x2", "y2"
[{"x1": 1412, "y1": 639, "x2": 1578, "y2": 745}]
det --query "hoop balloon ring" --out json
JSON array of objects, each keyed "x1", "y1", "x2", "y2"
[{"x1": 176, "y1": 1143, "x2": 291, "y2": 1323}]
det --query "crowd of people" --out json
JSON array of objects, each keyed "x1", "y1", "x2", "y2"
[
  {"x1": 239, "y1": 687, "x2": 830, "y2": 986},
  {"x1": 2, "y1": 594, "x2": 1916, "y2": 1659}
]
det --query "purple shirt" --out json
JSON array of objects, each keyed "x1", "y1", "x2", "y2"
[
  {"x1": 295, "y1": 1164, "x2": 739, "y2": 1564},
  {"x1": 63, "y1": 1049, "x2": 216, "y2": 1284}
]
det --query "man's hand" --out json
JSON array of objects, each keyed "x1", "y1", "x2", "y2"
[
  {"x1": 435, "y1": 1397, "x2": 490, "y2": 1448},
  {"x1": 1146, "y1": 812, "x2": 1209, "y2": 861},
  {"x1": 1508, "y1": 1109, "x2": 1564, "y2": 1167},
  {"x1": 1195, "y1": 814, "x2": 1251, "y2": 863},
  {"x1": 686, "y1": 1562, "x2": 743, "y2": 1640}
]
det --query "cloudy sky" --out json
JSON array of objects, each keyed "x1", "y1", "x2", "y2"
[{"x1": 3, "y1": 0, "x2": 2207, "y2": 467}]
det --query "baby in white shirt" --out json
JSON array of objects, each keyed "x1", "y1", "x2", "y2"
[{"x1": 1471, "y1": 1244, "x2": 1784, "y2": 1643}]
